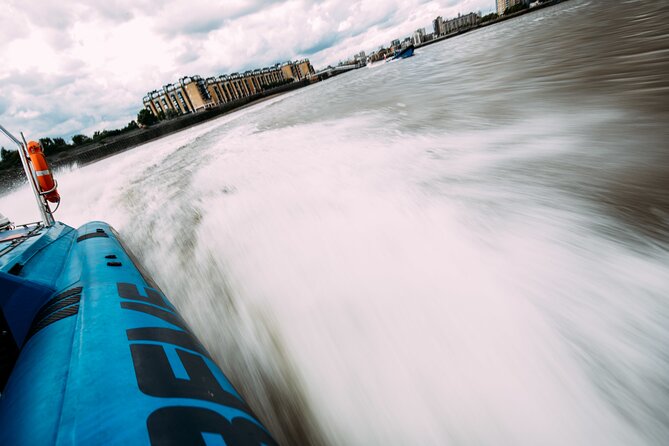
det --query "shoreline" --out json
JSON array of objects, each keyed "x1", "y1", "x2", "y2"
[
  {"x1": 416, "y1": 0, "x2": 572, "y2": 50},
  {"x1": 0, "y1": 80, "x2": 310, "y2": 193}
]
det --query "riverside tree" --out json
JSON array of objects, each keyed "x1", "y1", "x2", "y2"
[
  {"x1": 72, "y1": 134, "x2": 92, "y2": 145},
  {"x1": 0, "y1": 147, "x2": 20, "y2": 168},
  {"x1": 137, "y1": 108, "x2": 158, "y2": 126}
]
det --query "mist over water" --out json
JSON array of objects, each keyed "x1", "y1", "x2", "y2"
[{"x1": 3, "y1": 0, "x2": 669, "y2": 444}]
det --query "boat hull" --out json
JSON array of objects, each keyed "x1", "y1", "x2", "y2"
[
  {"x1": 392, "y1": 45, "x2": 415, "y2": 60},
  {"x1": 0, "y1": 221, "x2": 276, "y2": 445}
]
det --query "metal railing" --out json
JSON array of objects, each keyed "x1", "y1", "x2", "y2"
[{"x1": 0, "y1": 124, "x2": 55, "y2": 227}]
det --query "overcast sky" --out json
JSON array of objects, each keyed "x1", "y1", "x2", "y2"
[{"x1": 0, "y1": 0, "x2": 493, "y2": 145}]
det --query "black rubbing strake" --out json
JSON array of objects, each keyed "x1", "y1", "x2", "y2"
[
  {"x1": 32, "y1": 287, "x2": 82, "y2": 323},
  {"x1": 24, "y1": 287, "x2": 83, "y2": 342},
  {"x1": 76, "y1": 231, "x2": 109, "y2": 242},
  {"x1": 33, "y1": 296, "x2": 80, "y2": 322},
  {"x1": 25, "y1": 305, "x2": 80, "y2": 341}
]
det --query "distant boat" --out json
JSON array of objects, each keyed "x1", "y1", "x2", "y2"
[{"x1": 392, "y1": 45, "x2": 415, "y2": 60}]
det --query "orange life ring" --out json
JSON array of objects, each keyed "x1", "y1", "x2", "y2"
[{"x1": 27, "y1": 141, "x2": 60, "y2": 203}]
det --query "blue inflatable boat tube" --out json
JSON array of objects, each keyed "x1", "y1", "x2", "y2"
[{"x1": 0, "y1": 221, "x2": 277, "y2": 445}]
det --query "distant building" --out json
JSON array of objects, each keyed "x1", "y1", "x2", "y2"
[
  {"x1": 296, "y1": 59, "x2": 316, "y2": 78},
  {"x1": 143, "y1": 91, "x2": 166, "y2": 117},
  {"x1": 433, "y1": 16, "x2": 445, "y2": 36},
  {"x1": 243, "y1": 71, "x2": 260, "y2": 95},
  {"x1": 443, "y1": 12, "x2": 480, "y2": 34},
  {"x1": 496, "y1": 0, "x2": 529, "y2": 15},
  {"x1": 206, "y1": 77, "x2": 231, "y2": 104},
  {"x1": 228, "y1": 73, "x2": 251, "y2": 99},
  {"x1": 280, "y1": 59, "x2": 315, "y2": 81},
  {"x1": 180, "y1": 76, "x2": 214, "y2": 112},
  {"x1": 204, "y1": 65, "x2": 284, "y2": 107},
  {"x1": 412, "y1": 28, "x2": 426, "y2": 45},
  {"x1": 354, "y1": 51, "x2": 367, "y2": 66},
  {"x1": 143, "y1": 82, "x2": 194, "y2": 117},
  {"x1": 143, "y1": 59, "x2": 313, "y2": 120}
]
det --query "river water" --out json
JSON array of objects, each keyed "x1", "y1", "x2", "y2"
[{"x1": 3, "y1": 0, "x2": 669, "y2": 444}]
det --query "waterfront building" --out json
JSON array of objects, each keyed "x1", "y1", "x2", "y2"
[
  {"x1": 250, "y1": 66, "x2": 283, "y2": 92},
  {"x1": 217, "y1": 75, "x2": 237, "y2": 101},
  {"x1": 433, "y1": 16, "x2": 445, "y2": 36},
  {"x1": 253, "y1": 69, "x2": 264, "y2": 91},
  {"x1": 180, "y1": 76, "x2": 214, "y2": 112},
  {"x1": 412, "y1": 28, "x2": 426, "y2": 45},
  {"x1": 443, "y1": 12, "x2": 480, "y2": 34},
  {"x1": 296, "y1": 59, "x2": 315, "y2": 79},
  {"x1": 142, "y1": 82, "x2": 193, "y2": 117},
  {"x1": 242, "y1": 70, "x2": 259, "y2": 95},
  {"x1": 433, "y1": 11, "x2": 480, "y2": 37},
  {"x1": 354, "y1": 51, "x2": 366, "y2": 66},
  {"x1": 143, "y1": 59, "x2": 312, "y2": 119},
  {"x1": 206, "y1": 77, "x2": 231, "y2": 105},
  {"x1": 165, "y1": 83, "x2": 193, "y2": 114},
  {"x1": 143, "y1": 91, "x2": 163, "y2": 117},
  {"x1": 280, "y1": 62, "x2": 298, "y2": 81},
  {"x1": 260, "y1": 65, "x2": 284, "y2": 85},
  {"x1": 497, "y1": 0, "x2": 509, "y2": 15},
  {"x1": 227, "y1": 73, "x2": 249, "y2": 99},
  {"x1": 496, "y1": 0, "x2": 529, "y2": 15},
  {"x1": 281, "y1": 59, "x2": 315, "y2": 81}
]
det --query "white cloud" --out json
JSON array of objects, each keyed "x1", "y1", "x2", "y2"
[{"x1": 0, "y1": 0, "x2": 492, "y2": 145}]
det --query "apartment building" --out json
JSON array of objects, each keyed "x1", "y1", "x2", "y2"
[
  {"x1": 433, "y1": 16, "x2": 445, "y2": 36},
  {"x1": 143, "y1": 82, "x2": 193, "y2": 117},
  {"x1": 144, "y1": 60, "x2": 312, "y2": 118},
  {"x1": 443, "y1": 12, "x2": 481, "y2": 34},
  {"x1": 412, "y1": 28, "x2": 426, "y2": 45},
  {"x1": 280, "y1": 59, "x2": 315, "y2": 81},
  {"x1": 180, "y1": 76, "x2": 214, "y2": 112}
]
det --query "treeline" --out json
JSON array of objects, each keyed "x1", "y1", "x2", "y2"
[
  {"x1": 0, "y1": 119, "x2": 139, "y2": 169},
  {"x1": 505, "y1": 3, "x2": 530, "y2": 15},
  {"x1": 40, "y1": 120, "x2": 139, "y2": 155},
  {"x1": 481, "y1": 12, "x2": 499, "y2": 22},
  {"x1": 480, "y1": 1, "x2": 532, "y2": 23},
  {"x1": 0, "y1": 147, "x2": 20, "y2": 169}
]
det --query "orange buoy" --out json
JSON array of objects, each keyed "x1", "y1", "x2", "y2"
[{"x1": 26, "y1": 141, "x2": 60, "y2": 203}]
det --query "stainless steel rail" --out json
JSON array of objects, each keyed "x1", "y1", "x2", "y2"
[{"x1": 0, "y1": 124, "x2": 54, "y2": 227}]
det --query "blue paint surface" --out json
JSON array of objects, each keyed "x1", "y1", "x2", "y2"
[{"x1": 0, "y1": 221, "x2": 276, "y2": 445}]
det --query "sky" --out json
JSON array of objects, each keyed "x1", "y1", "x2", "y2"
[{"x1": 0, "y1": 0, "x2": 493, "y2": 145}]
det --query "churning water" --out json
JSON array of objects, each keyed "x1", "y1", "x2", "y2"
[{"x1": 3, "y1": 0, "x2": 669, "y2": 444}]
